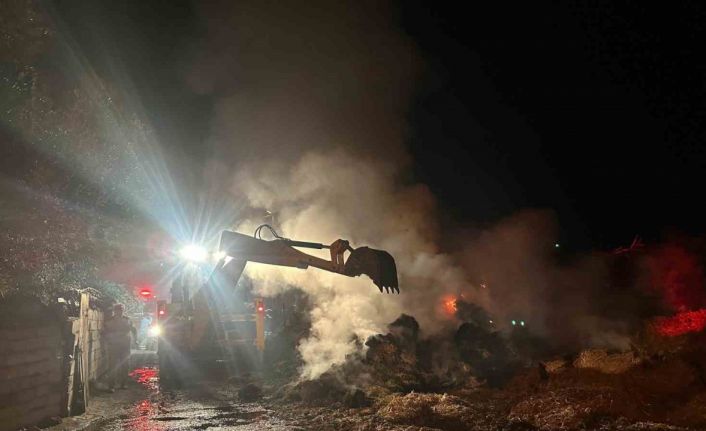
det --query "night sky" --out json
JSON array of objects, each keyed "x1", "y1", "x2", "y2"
[{"x1": 55, "y1": 1, "x2": 706, "y2": 251}]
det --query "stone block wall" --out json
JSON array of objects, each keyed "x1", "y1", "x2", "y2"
[
  {"x1": 0, "y1": 324, "x2": 63, "y2": 431},
  {"x1": 84, "y1": 304, "x2": 108, "y2": 384}
]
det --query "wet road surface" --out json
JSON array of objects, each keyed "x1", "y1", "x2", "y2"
[
  {"x1": 52, "y1": 351, "x2": 402, "y2": 431},
  {"x1": 97, "y1": 365, "x2": 298, "y2": 430},
  {"x1": 100, "y1": 391, "x2": 287, "y2": 430}
]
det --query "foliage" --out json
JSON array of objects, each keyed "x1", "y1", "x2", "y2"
[{"x1": 0, "y1": 0, "x2": 155, "y2": 304}]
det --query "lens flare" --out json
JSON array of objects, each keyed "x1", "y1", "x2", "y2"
[
  {"x1": 179, "y1": 244, "x2": 208, "y2": 262},
  {"x1": 148, "y1": 325, "x2": 162, "y2": 337}
]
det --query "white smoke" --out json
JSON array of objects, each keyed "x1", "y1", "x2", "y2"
[
  {"x1": 233, "y1": 151, "x2": 475, "y2": 379},
  {"x1": 185, "y1": 1, "x2": 634, "y2": 379}
]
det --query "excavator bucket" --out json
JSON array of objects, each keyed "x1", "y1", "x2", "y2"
[{"x1": 344, "y1": 247, "x2": 399, "y2": 293}]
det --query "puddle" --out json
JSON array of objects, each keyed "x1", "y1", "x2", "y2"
[
  {"x1": 213, "y1": 411, "x2": 266, "y2": 420},
  {"x1": 152, "y1": 416, "x2": 188, "y2": 421},
  {"x1": 129, "y1": 367, "x2": 159, "y2": 391},
  {"x1": 98, "y1": 366, "x2": 289, "y2": 430}
]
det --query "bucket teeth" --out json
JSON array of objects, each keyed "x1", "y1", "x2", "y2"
[{"x1": 344, "y1": 247, "x2": 399, "y2": 294}]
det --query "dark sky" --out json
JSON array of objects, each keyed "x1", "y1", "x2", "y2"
[
  {"x1": 54, "y1": 1, "x2": 706, "y2": 250},
  {"x1": 402, "y1": 2, "x2": 706, "y2": 249}
]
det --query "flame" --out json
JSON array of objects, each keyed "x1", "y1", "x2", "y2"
[{"x1": 441, "y1": 295, "x2": 457, "y2": 316}]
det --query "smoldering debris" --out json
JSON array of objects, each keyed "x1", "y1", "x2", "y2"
[
  {"x1": 256, "y1": 302, "x2": 706, "y2": 430},
  {"x1": 572, "y1": 349, "x2": 641, "y2": 374},
  {"x1": 377, "y1": 393, "x2": 476, "y2": 431},
  {"x1": 508, "y1": 349, "x2": 706, "y2": 430},
  {"x1": 183, "y1": 0, "x2": 706, "y2": 383},
  {"x1": 179, "y1": 3, "x2": 706, "y2": 428},
  {"x1": 272, "y1": 312, "x2": 526, "y2": 405}
]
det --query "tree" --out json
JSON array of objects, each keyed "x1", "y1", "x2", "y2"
[{"x1": 1, "y1": 0, "x2": 155, "y2": 307}]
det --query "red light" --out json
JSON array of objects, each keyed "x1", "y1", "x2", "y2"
[
  {"x1": 653, "y1": 309, "x2": 706, "y2": 337},
  {"x1": 257, "y1": 306, "x2": 264, "y2": 312},
  {"x1": 158, "y1": 310, "x2": 165, "y2": 316},
  {"x1": 139, "y1": 287, "x2": 153, "y2": 299}
]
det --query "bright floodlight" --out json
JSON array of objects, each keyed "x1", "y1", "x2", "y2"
[
  {"x1": 180, "y1": 244, "x2": 208, "y2": 262},
  {"x1": 149, "y1": 325, "x2": 162, "y2": 337}
]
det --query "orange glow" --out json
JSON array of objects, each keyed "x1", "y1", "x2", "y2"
[
  {"x1": 653, "y1": 309, "x2": 706, "y2": 337},
  {"x1": 441, "y1": 295, "x2": 458, "y2": 316}
]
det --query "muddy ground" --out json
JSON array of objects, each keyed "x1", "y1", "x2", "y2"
[
  {"x1": 51, "y1": 347, "x2": 706, "y2": 430},
  {"x1": 46, "y1": 317, "x2": 706, "y2": 431},
  {"x1": 65, "y1": 364, "x2": 704, "y2": 431}
]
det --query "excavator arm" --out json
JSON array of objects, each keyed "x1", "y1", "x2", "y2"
[
  {"x1": 187, "y1": 228, "x2": 399, "y2": 351},
  {"x1": 217, "y1": 229, "x2": 399, "y2": 293}
]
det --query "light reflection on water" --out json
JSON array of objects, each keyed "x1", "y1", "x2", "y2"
[{"x1": 99, "y1": 366, "x2": 274, "y2": 430}]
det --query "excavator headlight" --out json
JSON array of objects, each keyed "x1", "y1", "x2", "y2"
[{"x1": 179, "y1": 244, "x2": 208, "y2": 262}]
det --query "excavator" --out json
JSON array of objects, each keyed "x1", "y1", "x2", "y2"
[{"x1": 157, "y1": 225, "x2": 399, "y2": 384}]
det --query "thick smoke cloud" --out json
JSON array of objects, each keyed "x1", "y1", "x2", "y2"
[
  {"x1": 458, "y1": 211, "x2": 636, "y2": 350},
  {"x1": 232, "y1": 152, "x2": 473, "y2": 378},
  {"x1": 185, "y1": 0, "x2": 419, "y2": 163},
  {"x1": 185, "y1": 1, "x2": 671, "y2": 379}
]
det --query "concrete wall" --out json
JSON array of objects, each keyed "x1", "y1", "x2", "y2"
[
  {"x1": 0, "y1": 321, "x2": 64, "y2": 431},
  {"x1": 0, "y1": 293, "x2": 111, "y2": 431}
]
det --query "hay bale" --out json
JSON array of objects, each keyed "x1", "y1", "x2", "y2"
[
  {"x1": 365, "y1": 333, "x2": 424, "y2": 392},
  {"x1": 542, "y1": 359, "x2": 569, "y2": 374},
  {"x1": 388, "y1": 314, "x2": 420, "y2": 346},
  {"x1": 624, "y1": 422, "x2": 690, "y2": 430},
  {"x1": 455, "y1": 322, "x2": 517, "y2": 387},
  {"x1": 573, "y1": 349, "x2": 640, "y2": 374},
  {"x1": 508, "y1": 387, "x2": 616, "y2": 430},
  {"x1": 377, "y1": 392, "x2": 473, "y2": 431}
]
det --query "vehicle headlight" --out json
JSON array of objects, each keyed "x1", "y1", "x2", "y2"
[
  {"x1": 149, "y1": 325, "x2": 162, "y2": 337},
  {"x1": 179, "y1": 244, "x2": 208, "y2": 262}
]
